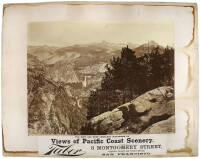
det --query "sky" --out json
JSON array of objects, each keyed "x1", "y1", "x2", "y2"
[{"x1": 28, "y1": 20, "x2": 174, "y2": 47}]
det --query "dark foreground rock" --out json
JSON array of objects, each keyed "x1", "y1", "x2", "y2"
[{"x1": 84, "y1": 86, "x2": 175, "y2": 135}]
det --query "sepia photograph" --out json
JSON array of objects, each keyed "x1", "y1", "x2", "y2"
[{"x1": 27, "y1": 21, "x2": 175, "y2": 135}]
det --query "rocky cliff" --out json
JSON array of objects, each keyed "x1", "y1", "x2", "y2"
[
  {"x1": 83, "y1": 86, "x2": 174, "y2": 135},
  {"x1": 28, "y1": 55, "x2": 87, "y2": 135}
]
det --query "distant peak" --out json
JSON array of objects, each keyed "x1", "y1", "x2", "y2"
[
  {"x1": 138, "y1": 41, "x2": 160, "y2": 48},
  {"x1": 101, "y1": 40, "x2": 109, "y2": 44},
  {"x1": 149, "y1": 40, "x2": 158, "y2": 46}
]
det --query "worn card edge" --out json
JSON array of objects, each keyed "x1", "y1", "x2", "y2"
[{"x1": 1, "y1": 1, "x2": 198, "y2": 157}]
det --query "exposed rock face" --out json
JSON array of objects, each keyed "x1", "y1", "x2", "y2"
[
  {"x1": 84, "y1": 86, "x2": 174, "y2": 135},
  {"x1": 28, "y1": 57, "x2": 87, "y2": 135},
  {"x1": 142, "y1": 115, "x2": 175, "y2": 134}
]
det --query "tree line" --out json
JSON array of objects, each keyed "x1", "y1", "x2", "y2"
[{"x1": 86, "y1": 45, "x2": 174, "y2": 119}]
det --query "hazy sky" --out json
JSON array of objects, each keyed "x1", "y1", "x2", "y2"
[{"x1": 28, "y1": 20, "x2": 173, "y2": 47}]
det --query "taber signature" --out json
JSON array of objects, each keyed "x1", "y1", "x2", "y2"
[{"x1": 44, "y1": 144, "x2": 85, "y2": 156}]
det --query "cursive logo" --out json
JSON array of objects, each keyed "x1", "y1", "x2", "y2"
[{"x1": 44, "y1": 144, "x2": 85, "y2": 156}]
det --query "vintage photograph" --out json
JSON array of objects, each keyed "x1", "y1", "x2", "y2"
[{"x1": 27, "y1": 21, "x2": 175, "y2": 135}]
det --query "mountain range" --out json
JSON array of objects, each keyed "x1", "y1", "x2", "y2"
[
  {"x1": 28, "y1": 40, "x2": 164, "y2": 89},
  {"x1": 28, "y1": 40, "x2": 162, "y2": 65}
]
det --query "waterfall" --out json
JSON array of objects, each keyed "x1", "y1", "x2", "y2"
[{"x1": 82, "y1": 76, "x2": 87, "y2": 87}]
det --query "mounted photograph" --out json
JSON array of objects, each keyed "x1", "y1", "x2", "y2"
[
  {"x1": 27, "y1": 20, "x2": 175, "y2": 135},
  {"x1": 2, "y1": 1, "x2": 198, "y2": 157}
]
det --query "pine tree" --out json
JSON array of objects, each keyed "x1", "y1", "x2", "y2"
[{"x1": 86, "y1": 45, "x2": 174, "y2": 119}]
